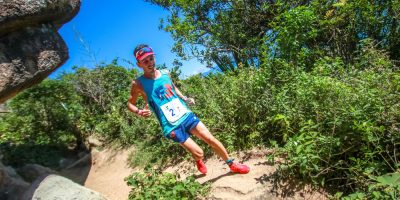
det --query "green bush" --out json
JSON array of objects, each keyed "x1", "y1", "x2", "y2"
[
  {"x1": 267, "y1": 54, "x2": 399, "y2": 193},
  {"x1": 0, "y1": 79, "x2": 82, "y2": 168},
  {"x1": 0, "y1": 143, "x2": 65, "y2": 167},
  {"x1": 336, "y1": 172, "x2": 400, "y2": 200},
  {"x1": 1, "y1": 50, "x2": 398, "y2": 198},
  {"x1": 125, "y1": 168, "x2": 209, "y2": 200}
]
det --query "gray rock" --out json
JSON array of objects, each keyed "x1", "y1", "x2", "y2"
[
  {"x1": 0, "y1": 0, "x2": 81, "y2": 36},
  {"x1": 17, "y1": 164, "x2": 55, "y2": 183},
  {"x1": 0, "y1": 24, "x2": 68, "y2": 102},
  {"x1": 22, "y1": 174, "x2": 108, "y2": 200},
  {"x1": 4, "y1": 166, "x2": 21, "y2": 179},
  {"x1": 0, "y1": 0, "x2": 81, "y2": 103}
]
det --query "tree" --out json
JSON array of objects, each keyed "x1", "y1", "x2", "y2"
[
  {"x1": 147, "y1": 0, "x2": 280, "y2": 71},
  {"x1": 69, "y1": 59, "x2": 137, "y2": 113},
  {"x1": 148, "y1": 0, "x2": 400, "y2": 70}
]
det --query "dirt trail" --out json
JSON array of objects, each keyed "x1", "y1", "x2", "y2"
[
  {"x1": 83, "y1": 148, "x2": 135, "y2": 200},
  {"x1": 63, "y1": 147, "x2": 327, "y2": 200},
  {"x1": 61, "y1": 147, "x2": 135, "y2": 200},
  {"x1": 164, "y1": 149, "x2": 327, "y2": 200}
]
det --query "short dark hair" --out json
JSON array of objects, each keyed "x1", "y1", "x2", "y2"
[{"x1": 133, "y1": 44, "x2": 149, "y2": 57}]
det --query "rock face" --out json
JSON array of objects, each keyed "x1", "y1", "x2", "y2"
[
  {"x1": 0, "y1": 0, "x2": 81, "y2": 103},
  {"x1": 0, "y1": 162, "x2": 30, "y2": 200},
  {"x1": 17, "y1": 164, "x2": 55, "y2": 183}
]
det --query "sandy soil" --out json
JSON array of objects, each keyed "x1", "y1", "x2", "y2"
[
  {"x1": 164, "y1": 149, "x2": 328, "y2": 200},
  {"x1": 62, "y1": 147, "x2": 328, "y2": 200},
  {"x1": 61, "y1": 147, "x2": 135, "y2": 200},
  {"x1": 83, "y1": 148, "x2": 135, "y2": 200}
]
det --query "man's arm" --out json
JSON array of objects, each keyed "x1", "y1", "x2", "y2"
[{"x1": 128, "y1": 80, "x2": 151, "y2": 117}]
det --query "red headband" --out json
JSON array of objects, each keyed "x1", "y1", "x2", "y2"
[{"x1": 135, "y1": 46, "x2": 154, "y2": 61}]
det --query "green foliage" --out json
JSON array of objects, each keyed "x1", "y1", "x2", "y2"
[
  {"x1": 125, "y1": 168, "x2": 209, "y2": 199},
  {"x1": 179, "y1": 41, "x2": 398, "y2": 196},
  {"x1": 272, "y1": 5, "x2": 320, "y2": 67},
  {"x1": 67, "y1": 61, "x2": 139, "y2": 143},
  {"x1": 0, "y1": 61, "x2": 139, "y2": 167},
  {"x1": 336, "y1": 172, "x2": 400, "y2": 200},
  {"x1": 3, "y1": 79, "x2": 81, "y2": 144},
  {"x1": 181, "y1": 69, "x2": 274, "y2": 151},
  {"x1": 70, "y1": 60, "x2": 135, "y2": 113},
  {"x1": 148, "y1": 0, "x2": 276, "y2": 71},
  {"x1": 266, "y1": 54, "x2": 400, "y2": 194},
  {"x1": 0, "y1": 143, "x2": 65, "y2": 167},
  {"x1": 0, "y1": 79, "x2": 81, "y2": 167},
  {"x1": 150, "y1": 0, "x2": 400, "y2": 70}
]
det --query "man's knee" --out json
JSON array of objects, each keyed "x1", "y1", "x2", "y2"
[
  {"x1": 193, "y1": 126, "x2": 216, "y2": 144},
  {"x1": 204, "y1": 135, "x2": 220, "y2": 147},
  {"x1": 193, "y1": 148, "x2": 204, "y2": 159}
]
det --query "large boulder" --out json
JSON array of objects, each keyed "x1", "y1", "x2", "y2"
[
  {"x1": 22, "y1": 174, "x2": 108, "y2": 200},
  {"x1": 0, "y1": 0, "x2": 81, "y2": 103}
]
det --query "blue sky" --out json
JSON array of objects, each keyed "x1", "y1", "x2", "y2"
[{"x1": 53, "y1": 0, "x2": 209, "y2": 78}]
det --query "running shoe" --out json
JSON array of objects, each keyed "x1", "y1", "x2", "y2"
[
  {"x1": 229, "y1": 162, "x2": 250, "y2": 174},
  {"x1": 196, "y1": 159, "x2": 207, "y2": 174}
]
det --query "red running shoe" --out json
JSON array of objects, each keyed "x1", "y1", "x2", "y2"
[
  {"x1": 229, "y1": 162, "x2": 250, "y2": 174},
  {"x1": 196, "y1": 160, "x2": 207, "y2": 174}
]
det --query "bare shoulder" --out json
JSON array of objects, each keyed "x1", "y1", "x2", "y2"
[
  {"x1": 130, "y1": 79, "x2": 142, "y2": 93},
  {"x1": 130, "y1": 79, "x2": 138, "y2": 88}
]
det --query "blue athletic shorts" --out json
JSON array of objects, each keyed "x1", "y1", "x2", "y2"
[{"x1": 166, "y1": 113, "x2": 200, "y2": 143}]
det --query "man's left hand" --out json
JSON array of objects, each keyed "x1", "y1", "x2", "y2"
[{"x1": 183, "y1": 96, "x2": 195, "y2": 105}]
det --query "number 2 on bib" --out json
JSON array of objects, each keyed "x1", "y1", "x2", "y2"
[{"x1": 160, "y1": 98, "x2": 189, "y2": 123}]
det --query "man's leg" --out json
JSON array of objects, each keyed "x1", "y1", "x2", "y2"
[
  {"x1": 189, "y1": 122, "x2": 229, "y2": 161},
  {"x1": 180, "y1": 137, "x2": 204, "y2": 161},
  {"x1": 189, "y1": 121, "x2": 250, "y2": 174},
  {"x1": 180, "y1": 138, "x2": 207, "y2": 174}
]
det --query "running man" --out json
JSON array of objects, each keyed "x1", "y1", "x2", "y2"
[{"x1": 127, "y1": 44, "x2": 250, "y2": 174}]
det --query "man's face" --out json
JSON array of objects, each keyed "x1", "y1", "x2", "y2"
[{"x1": 138, "y1": 55, "x2": 156, "y2": 72}]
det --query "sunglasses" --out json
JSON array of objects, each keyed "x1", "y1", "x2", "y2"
[{"x1": 135, "y1": 47, "x2": 153, "y2": 60}]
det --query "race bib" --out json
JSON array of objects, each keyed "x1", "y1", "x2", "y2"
[{"x1": 160, "y1": 98, "x2": 189, "y2": 123}]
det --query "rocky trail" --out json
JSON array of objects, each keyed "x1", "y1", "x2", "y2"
[{"x1": 61, "y1": 147, "x2": 327, "y2": 200}]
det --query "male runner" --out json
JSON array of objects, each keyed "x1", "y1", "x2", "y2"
[{"x1": 127, "y1": 44, "x2": 250, "y2": 174}]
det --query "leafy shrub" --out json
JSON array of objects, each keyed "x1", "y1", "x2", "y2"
[
  {"x1": 0, "y1": 79, "x2": 82, "y2": 168},
  {"x1": 67, "y1": 61, "x2": 138, "y2": 142},
  {"x1": 267, "y1": 52, "x2": 400, "y2": 194},
  {"x1": 0, "y1": 143, "x2": 64, "y2": 167},
  {"x1": 125, "y1": 168, "x2": 209, "y2": 200},
  {"x1": 336, "y1": 172, "x2": 400, "y2": 200}
]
